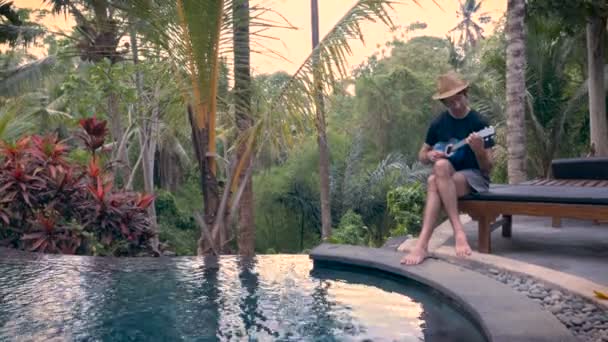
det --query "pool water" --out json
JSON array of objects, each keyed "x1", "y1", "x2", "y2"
[{"x1": 0, "y1": 253, "x2": 486, "y2": 341}]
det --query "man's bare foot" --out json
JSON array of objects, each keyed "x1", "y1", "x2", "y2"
[
  {"x1": 455, "y1": 232, "x2": 472, "y2": 257},
  {"x1": 400, "y1": 247, "x2": 428, "y2": 265}
]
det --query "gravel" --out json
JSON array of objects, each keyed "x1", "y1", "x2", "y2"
[{"x1": 476, "y1": 267, "x2": 608, "y2": 342}]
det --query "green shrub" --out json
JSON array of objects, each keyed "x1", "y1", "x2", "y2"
[
  {"x1": 386, "y1": 182, "x2": 426, "y2": 237},
  {"x1": 331, "y1": 210, "x2": 369, "y2": 246},
  {"x1": 490, "y1": 147, "x2": 508, "y2": 184},
  {"x1": 155, "y1": 190, "x2": 180, "y2": 218},
  {"x1": 155, "y1": 190, "x2": 198, "y2": 255},
  {"x1": 155, "y1": 190, "x2": 196, "y2": 231},
  {"x1": 158, "y1": 223, "x2": 198, "y2": 256}
]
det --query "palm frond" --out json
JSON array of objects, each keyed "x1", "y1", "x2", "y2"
[
  {"x1": 0, "y1": 55, "x2": 57, "y2": 97},
  {"x1": 158, "y1": 130, "x2": 191, "y2": 167},
  {"x1": 367, "y1": 152, "x2": 408, "y2": 185},
  {"x1": 0, "y1": 98, "x2": 36, "y2": 141},
  {"x1": 367, "y1": 153, "x2": 430, "y2": 187},
  {"x1": 0, "y1": 0, "x2": 20, "y2": 24},
  {"x1": 129, "y1": 0, "x2": 398, "y2": 182},
  {"x1": 262, "y1": 0, "x2": 397, "y2": 151},
  {"x1": 550, "y1": 64, "x2": 608, "y2": 148},
  {"x1": 0, "y1": 24, "x2": 45, "y2": 46}
]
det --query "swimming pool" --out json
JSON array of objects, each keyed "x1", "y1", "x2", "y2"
[{"x1": 0, "y1": 252, "x2": 485, "y2": 341}]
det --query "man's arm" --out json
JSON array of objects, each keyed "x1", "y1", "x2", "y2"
[
  {"x1": 420, "y1": 143, "x2": 447, "y2": 165},
  {"x1": 474, "y1": 147, "x2": 493, "y2": 174},
  {"x1": 466, "y1": 133, "x2": 493, "y2": 174},
  {"x1": 419, "y1": 143, "x2": 432, "y2": 164}
]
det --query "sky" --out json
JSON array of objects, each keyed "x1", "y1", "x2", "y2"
[{"x1": 14, "y1": 0, "x2": 506, "y2": 75}]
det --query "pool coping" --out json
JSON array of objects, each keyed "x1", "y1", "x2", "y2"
[
  {"x1": 310, "y1": 243, "x2": 577, "y2": 342},
  {"x1": 396, "y1": 214, "x2": 608, "y2": 309}
]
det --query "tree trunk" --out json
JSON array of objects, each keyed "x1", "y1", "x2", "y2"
[
  {"x1": 189, "y1": 107, "x2": 221, "y2": 255},
  {"x1": 130, "y1": 25, "x2": 159, "y2": 252},
  {"x1": 233, "y1": 0, "x2": 255, "y2": 256},
  {"x1": 587, "y1": 15, "x2": 608, "y2": 156},
  {"x1": 311, "y1": 0, "x2": 332, "y2": 240},
  {"x1": 505, "y1": 0, "x2": 527, "y2": 184},
  {"x1": 107, "y1": 90, "x2": 130, "y2": 186},
  {"x1": 158, "y1": 146, "x2": 184, "y2": 192}
]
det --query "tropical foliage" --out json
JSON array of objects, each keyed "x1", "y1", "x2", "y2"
[
  {"x1": 0, "y1": 0, "x2": 44, "y2": 47},
  {"x1": 386, "y1": 182, "x2": 426, "y2": 237},
  {"x1": 0, "y1": 118, "x2": 157, "y2": 256},
  {"x1": 0, "y1": 0, "x2": 604, "y2": 256}
]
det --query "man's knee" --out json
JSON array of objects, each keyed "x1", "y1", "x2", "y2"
[{"x1": 433, "y1": 159, "x2": 453, "y2": 178}]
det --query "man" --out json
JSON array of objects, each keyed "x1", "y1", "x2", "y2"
[{"x1": 401, "y1": 71, "x2": 494, "y2": 265}]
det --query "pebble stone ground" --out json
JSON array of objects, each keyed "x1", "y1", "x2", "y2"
[{"x1": 475, "y1": 266, "x2": 608, "y2": 342}]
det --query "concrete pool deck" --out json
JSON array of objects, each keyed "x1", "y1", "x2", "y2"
[
  {"x1": 393, "y1": 215, "x2": 608, "y2": 309},
  {"x1": 310, "y1": 243, "x2": 576, "y2": 342}
]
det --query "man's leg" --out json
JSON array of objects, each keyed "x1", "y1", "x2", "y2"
[
  {"x1": 433, "y1": 160, "x2": 473, "y2": 257},
  {"x1": 400, "y1": 174, "x2": 442, "y2": 265}
]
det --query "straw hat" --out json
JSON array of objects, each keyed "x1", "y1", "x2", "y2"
[{"x1": 432, "y1": 71, "x2": 469, "y2": 100}]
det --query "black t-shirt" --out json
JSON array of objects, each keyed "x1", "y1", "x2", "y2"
[{"x1": 424, "y1": 110, "x2": 494, "y2": 172}]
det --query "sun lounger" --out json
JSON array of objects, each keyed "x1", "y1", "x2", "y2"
[
  {"x1": 459, "y1": 157, "x2": 608, "y2": 254},
  {"x1": 525, "y1": 157, "x2": 608, "y2": 227},
  {"x1": 458, "y1": 183, "x2": 608, "y2": 254}
]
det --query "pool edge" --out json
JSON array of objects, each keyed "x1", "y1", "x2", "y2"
[{"x1": 309, "y1": 243, "x2": 577, "y2": 342}]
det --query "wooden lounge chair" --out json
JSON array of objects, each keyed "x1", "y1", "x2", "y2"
[
  {"x1": 458, "y1": 157, "x2": 608, "y2": 254},
  {"x1": 529, "y1": 157, "x2": 608, "y2": 227}
]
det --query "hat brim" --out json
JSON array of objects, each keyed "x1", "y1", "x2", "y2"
[{"x1": 432, "y1": 83, "x2": 469, "y2": 100}]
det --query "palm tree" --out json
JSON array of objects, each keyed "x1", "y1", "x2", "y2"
[
  {"x1": 233, "y1": 0, "x2": 255, "y2": 256},
  {"x1": 310, "y1": 0, "x2": 332, "y2": 240},
  {"x1": 0, "y1": 55, "x2": 57, "y2": 97},
  {"x1": 587, "y1": 15, "x2": 608, "y2": 156},
  {"x1": 44, "y1": 0, "x2": 132, "y2": 184},
  {"x1": 0, "y1": 0, "x2": 44, "y2": 46},
  {"x1": 0, "y1": 2, "x2": 50, "y2": 96},
  {"x1": 449, "y1": 0, "x2": 491, "y2": 51},
  {"x1": 524, "y1": 17, "x2": 589, "y2": 177},
  {"x1": 526, "y1": 0, "x2": 608, "y2": 156},
  {"x1": 276, "y1": 181, "x2": 320, "y2": 252},
  {"x1": 505, "y1": 0, "x2": 527, "y2": 184},
  {"x1": 142, "y1": 0, "x2": 396, "y2": 255}
]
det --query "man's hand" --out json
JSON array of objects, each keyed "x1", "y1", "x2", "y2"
[
  {"x1": 467, "y1": 132, "x2": 493, "y2": 173},
  {"x1": 426, "y1": 150, "x2": 447, "y2": 163},
  {"x1": 466, "y1": 133, "x2": 484, "y2": 154}
]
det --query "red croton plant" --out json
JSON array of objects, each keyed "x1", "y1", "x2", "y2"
[{"x1": 0, "y1": 118, "x2": 157, "y2": 256}]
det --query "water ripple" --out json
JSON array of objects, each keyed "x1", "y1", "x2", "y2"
[{"x1": 0, "y1": 252, "x2": 485, "y2": 342}]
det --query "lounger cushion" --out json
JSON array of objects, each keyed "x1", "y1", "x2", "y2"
[
  {"x1": 551, "y1": 157, "x2": 608, "y2": 180},
  {"x1": 460, "y1": 184, "x2": 608, "y2": 205}
]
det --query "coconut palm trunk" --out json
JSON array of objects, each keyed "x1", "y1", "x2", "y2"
[
  {"x1": 233, "y1": 0, "x2": 255, "y2": 256},
  {"x1": 587, "y1": 15, "x2": 608, "y2": 156},
  {"x1": 505, "y1": 0, "x2": 527, "y2": 183},
  {"x1": 311, "y1": 0, "x2": 332, "y2": 240}
]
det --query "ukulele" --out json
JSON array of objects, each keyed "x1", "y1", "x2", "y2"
[{"x1": 432, "y1": 126, "x2": 496, "y2": 163}]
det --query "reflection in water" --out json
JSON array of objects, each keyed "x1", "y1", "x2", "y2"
[
  {"x1": 309, "y1": 278, "x2": 345, "y2": 339},
  {"x1": 172, "y1": 256, "x2": 222, "y2": 340},
  {"x1": 90, "y1": 258, "x2": 183, "y2": 341},
  {"x1": 200, "y1": 256, "x2": 221, "y2": 340},
  {"x1": 322, "y1": 277, "x2": 425, "y2": 339},
  {"x1": 312, "y1": 265, "x2": 486, "y2": 342},
  {"x1": 237, "y1": 258, "x2": 277, "y2": 338},
  {"x1": 0, "y1": 253, "x2": 486, "y2": 341}
]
